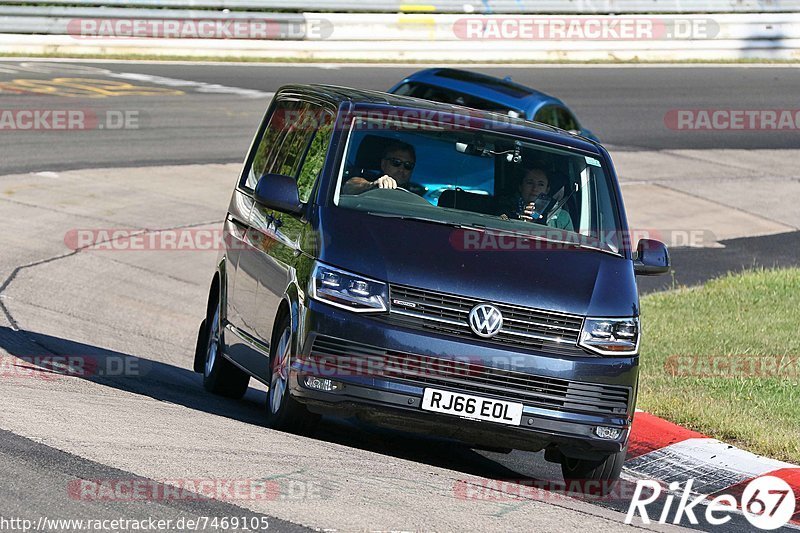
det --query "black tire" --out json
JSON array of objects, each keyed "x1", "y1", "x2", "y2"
[
  {"x1": 193, "y1": 319, "x2": 208, "y2": 373},
  {"x1": 202, "y1": 299, "x2": 250, "y2": 399},
  {"x1": 264, "y1": 314, "x2": 319, "y2": 434},
  {"x1": 560, "y1": 445, "x2": 627, "y2": 495}
]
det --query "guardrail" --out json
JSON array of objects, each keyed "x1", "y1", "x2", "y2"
[
  {"x1": 2, "y1": 11, "x2": 799, "y2": 41},
  {"x1": 0, "y1": 0, "x2": 799, "y2": 13},
  {"x1": 1, "y1": 6, "x2": 799, "y2": 60},
  {"x1": 0, "y1": 6, "x2": 306, "y2": 36}
]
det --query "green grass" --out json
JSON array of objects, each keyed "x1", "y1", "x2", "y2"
[{"x1": 639, "y1": 267, "x2": 800, "y2": 463}]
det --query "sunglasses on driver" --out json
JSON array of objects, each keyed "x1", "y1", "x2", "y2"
[{"x1": 382, "y1": 157, "x2": 415, "y2": 171}]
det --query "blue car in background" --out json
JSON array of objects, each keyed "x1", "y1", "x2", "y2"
[{"x1": 388, "y1": 68, "x2": 599, "y2": 142}]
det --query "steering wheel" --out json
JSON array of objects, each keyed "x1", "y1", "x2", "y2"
[
  {"x1": 360, "y1": 185, "x2": 430, "y2": 205},
  {"x1": 404, "y1": 182, "x2": 428, "y2": 196},
  {"x1": 373, "y1": 183, "x2": 424, "y2": 196}
]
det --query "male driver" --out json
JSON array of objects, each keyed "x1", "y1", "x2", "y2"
[{"x1": 342, "y1": 141, "x2": 416, "y2": 194}]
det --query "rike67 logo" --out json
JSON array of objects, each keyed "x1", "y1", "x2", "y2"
[{"x1": 626, "y1": 476, "x2": 796, "y2": 530}]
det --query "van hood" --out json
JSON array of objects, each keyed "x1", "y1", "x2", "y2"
[{"x1": 316, "y1": 209, "x2": 638, "y2": 317}]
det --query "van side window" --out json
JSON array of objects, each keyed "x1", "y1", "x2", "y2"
[
  {"x1": 272, "y1": 103, "x2": 319, "y2": 179},
  {"x1": 244, "y1": 100, "x2": 331, "y2": 202},
  {"x1": 245, "y1": 99, "x2": 300, "y2": 190},
  {"x1": 296, "y1": 118, "x2": 333, "y2": 203}
]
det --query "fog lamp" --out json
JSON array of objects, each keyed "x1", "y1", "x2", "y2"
[
  {"x1": 303, "y1": 376, "x2": 341, "y2": 392},
  {"x1": 594, "y1": 426, "x2": 623, "y2": 440}
]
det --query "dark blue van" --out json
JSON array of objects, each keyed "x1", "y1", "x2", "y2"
[{"x1": 194, "y1": 84, "x2": 669, "y2": 486}]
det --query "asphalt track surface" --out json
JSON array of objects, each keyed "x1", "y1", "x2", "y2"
[
  {"x1": 2, "y1": 60, "x2": 798, "y2": 289},
  {"x1": 0, "y1": 429, "x2": 307, "y2": 533},
  {"x1": 2, "y1": 61, "x2": 800, "y2": 175},
  {"x1": 1, "y1": 59, "x2": 798, "y2": 532}
]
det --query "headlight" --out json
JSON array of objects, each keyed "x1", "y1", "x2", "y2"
[
  {"x1": 579, "y1": 317, "x2": 639, "y2": 356},
  {"x1": 309, "y1": 262, "x2": 388, "y2": 313}
]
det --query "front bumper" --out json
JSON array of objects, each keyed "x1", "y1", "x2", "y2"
[{"x1": 290, "y1": 299, "x2": 638, "y2": 457}]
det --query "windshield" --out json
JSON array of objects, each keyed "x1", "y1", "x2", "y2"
[{"x1": 333, "y1": 115, "x2": 623, "y2": 255}]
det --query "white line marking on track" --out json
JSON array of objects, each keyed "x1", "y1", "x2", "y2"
[{"x1": 107, "y1": 71, "x2": 273, "y2": 99}]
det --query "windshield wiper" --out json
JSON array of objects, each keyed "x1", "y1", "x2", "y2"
[
  {"x1": 367, "y1": 212, "x2": 464, "y2": 228},
  {"x1": 459, "y1": 224, "x2": 620, "y2": 256}
]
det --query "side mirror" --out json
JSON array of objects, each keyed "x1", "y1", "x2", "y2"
[
  {"x1": 254, "y1": 173, "x2": 303, "y2": 216},
  {"x1": 634, "y1": 239, "x2": 670, "y2": 276}
]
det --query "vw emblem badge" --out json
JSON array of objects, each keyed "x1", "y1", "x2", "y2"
[{"x1": 468, "y1": 304, "x2": 503, "y2": 338}]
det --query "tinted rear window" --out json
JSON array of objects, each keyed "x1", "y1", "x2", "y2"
[
  {"x1": 394, "y1": 82, "x2": 519, "y2": 116},
  {"x1": 434, "y1": 69, "x2": 533, "y2": 99}
]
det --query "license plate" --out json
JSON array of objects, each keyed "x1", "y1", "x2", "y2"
[{"x1": 421, "y1": 388, "x2": 523, "y2": 426}]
